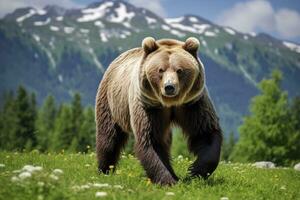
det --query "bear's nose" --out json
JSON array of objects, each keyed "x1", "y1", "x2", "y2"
[{"x1": 164, "y1": 83, "x2": 176, "y2": 96}]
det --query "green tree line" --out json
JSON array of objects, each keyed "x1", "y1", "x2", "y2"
[{"x1": 0, "y1": 86, "x2": 95, "y2": 152}]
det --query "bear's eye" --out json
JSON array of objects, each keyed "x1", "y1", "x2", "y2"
[
  {"x1": 176, "y1": 68, "x2": 183, "y2": 74},
  {"x1": 158, "y1": 68, "x2": 165, "y2": 73}
]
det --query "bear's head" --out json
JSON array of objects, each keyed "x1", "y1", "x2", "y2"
[{"x1": 140, "y1": 37, "x2": 205, "y2": 107}]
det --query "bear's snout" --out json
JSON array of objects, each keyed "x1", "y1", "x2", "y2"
[
  {"x1": 161, "y1": 71, "x2": 179, "y2": 97},
  {"x1": 164, "y1": 82, "x2": 176, "y2": 96}
]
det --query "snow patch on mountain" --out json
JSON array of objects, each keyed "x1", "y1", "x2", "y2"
[
  {"x1": 34, "y1": 18, "x2": 51, "y2": 26},
  {"x1": 56, "y1": 16, "x2": 63, "y2": 21},
  {"x1": 283, "y1": 41, "x2": 300, "y2": 53},
  {"x1": 49, "y1": 38, "x2": 55, "y2": 49},
  {"x1": 64, "y1": 27, "x2": 74, "y2": 34},
  {"x1": 32, "y1": 34, "x2": 40, "y2": 42},
  {"x1": 80, "y1": 29, "x2": 90, "y2": 34},
  {"x1": 77, "y1": 1, "x2": 114, "y2": 22},
  {"x1": 214, "y1": 48, "x2": 219, "y2": 55},
  {"x1": 108, "y1": 3, "x2": 135, "y2": 26},
  {"x1": 165, "y1": 17, "x2": 184, "y2": 24},
  {"x1": 32, "y1": 34, "x2": 56, "y2": 68},
  {"x1": 145, "y1": 16, "x2": 157, "y2": 24},
  {"x1": 100, "y1": 32, "x2": 108, "y2": 42},
  {"x1": 88, "y1": 48, "x2": 105, "y2": 72},
  {"x1": 161, "y1": 25, "x2": 171, "y2": 31},
  {"x1": 193, "y1": 24, "x2": 211, "y2": 34},
  {"x1": 249, "y1": 32, "x2": 256, "y2": 37},
  {"x1": 58, "y1": 74, "x2": 63, "y2": 83},
  {"x1": 204, "y1": 31, "x2": 216, "y2": 37},
  {"x1": 189, "y1": 17, "x2": 198, "y2": 23},
  {"x1": 94, "y1": 20, "x2": 105, "y2": 28},
  {"x1": 16, "y1": 8, "x2": 47, "y2": 23},
  {"x1": 167, "y1": 22, "x2": 198, "y2": 34},
  {"x1": 36, "y1": 9, "x2": 47, "y2": 15},
  {"x1": 169, "y1": 29, "x2": 185, "y2": 37},
  {"x1": 166, "y1": 17, "x2": 212, "y2": 35},
  {"x1": 120, "y1": 30, "x2": 131, "y2": 39},
  {"x1": 16, "y1": 9, "x2": 36, "y2": 22},
  {"x1": 224, "y1": 27, "x2": 236, "y2": 35},
  {"x1": 239, "y1": 65, "x2": 257, "y2": 86},
  {"x1": 50, "y1": 26, "x2": 59, "y2": 31}
]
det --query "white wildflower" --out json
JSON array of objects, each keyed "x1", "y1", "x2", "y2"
[
  {"x1": 34, "y1": 166, "x2": 43, "y2": 171},
  {"x1": 113, "y1": 185, "x2": 123, "y2": 189},
  {"x1": 37, "y1": 195, "x2": 44, "y2": 200},
  {"x1": 280, "y1": 186, "x2": 286, "y2": 190},
  {"x1": 11, "y1": 176, "x2": 19, "y2": 182},
  {"x1": 165, "y1": 192, "x2": 175, "y2": 196},
  {"x1": 220, "y1": 197, "x2": 229, "y2": 200},
  {"x1": 22, "y1": 165, "x2": 35, "y2": 172},
  {"x1": 72, "y1": 185, "x2": 81, "y2": 191},
  {"x1": 95, "y1": 192, "x2": 107, "y2": 197},
  {"x1": 80, "y1": 184, "x2": 90, "y2": 189},
  {"x1": 93, "y1": 183, "x2": 110, "y2": 188},
  {"x1": 22, "y1": 165, "x2": 42, "y2": 173},
  {"x1": 49, "y1": 174, "x2": 59, "y2": 180},
  {"x1": 19, "y1": 172, "x2": 32, "y2": 180},
  {"x1": 53, "y1": 169, "x2": 63, "y2": 175},
  {"x1": 38, "y1": 181, "x2": 45, "y2": 187}
]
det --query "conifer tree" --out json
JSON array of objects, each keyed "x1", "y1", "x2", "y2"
[
  {"x1": 36, "y1": 95, "x2": 57, "y2": 151},
  {"x1": 231, "y1": 70, "x2": 296, "y2": 165},
  {"x1": 0, "y1": 91, "x2": 18, "y2": 150},
  {"x1": 52, "y1": 104, "x2": 73, "y2": 151},
  {"x1": 70, "y1": 93, "x2": 83, "y2": 151},
  {"x1": 77, "y1": 106, "x2": 96, "y2": 152},
  {"x1": 14, "y1": 86, "x2": 37, "y2": 150},
  {"x1": 287, "y1": 97, "x2": 300, "y2": 163}
]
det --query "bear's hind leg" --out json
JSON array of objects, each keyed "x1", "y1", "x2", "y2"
[{"x1": 96, "y1": 92, "x2": 128, "y2": 174}]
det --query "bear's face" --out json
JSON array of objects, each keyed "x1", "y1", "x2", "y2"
[{"x1": 140, "y1": 37, "x2": 205, "y2": 107}]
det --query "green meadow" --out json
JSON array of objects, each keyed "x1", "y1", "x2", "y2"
[{"x1": 0, "y1": 151, "x2": 299, "y2": 200}]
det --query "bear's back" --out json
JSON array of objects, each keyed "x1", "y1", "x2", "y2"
[{"x1": 101, "y1": 48, "x2": 143, "y2": 133}]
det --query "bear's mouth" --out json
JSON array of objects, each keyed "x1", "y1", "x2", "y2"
[
  {"x1": 161, "y1": 92, "x2": 180, "y2": 100},
  {"x1": 162, "y1": 93, "x2": 177, "y2": 98}
]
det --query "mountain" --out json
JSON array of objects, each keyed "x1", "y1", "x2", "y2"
[{"x1": 1, "y1": 0, "x2": 300, "y2": 135}]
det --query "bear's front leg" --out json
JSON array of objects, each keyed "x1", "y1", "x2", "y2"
[
  {"x1": 131, "y1": 103, "x2": 178, "y2": 186},
  {"x1": 187, "y1": 132, "x2": 222, "y2": 179},
  {"x1": 176, "y1": 92, "x2": 222, "y2": 179}
]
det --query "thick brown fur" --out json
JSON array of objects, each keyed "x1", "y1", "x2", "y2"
[{"x1": 95, "y1": 37, "x2": 222, "y2": 186}]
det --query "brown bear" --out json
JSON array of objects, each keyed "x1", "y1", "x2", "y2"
[{"x1": 95, "y1": 37, "x2": 222, "y2": 186}]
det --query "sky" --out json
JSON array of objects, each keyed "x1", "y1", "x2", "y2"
[{"x1": 0, "y1": 0, "x2": 299, "y2": 43}]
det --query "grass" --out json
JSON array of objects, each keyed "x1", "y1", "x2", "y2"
[{"x1": 0, "y1": 151, "x2": 299, "y2": 200}]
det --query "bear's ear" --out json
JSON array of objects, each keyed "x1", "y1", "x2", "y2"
[
  {"x1": 183, "y1": 37, "x2": 200, "y2": 56},
  {"x1": 142, "y1": 37, "x2": 158, "y2": 54}
]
